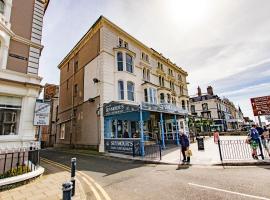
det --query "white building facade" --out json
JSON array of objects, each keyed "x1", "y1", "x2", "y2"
[{"x1": 0, "y1": 0, "x2": 49, "y2": 149}]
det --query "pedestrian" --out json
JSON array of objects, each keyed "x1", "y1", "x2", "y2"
[
  {"x1": 248, "y1": 124, "x2": 260, "y2": 159},
  {"x1": 259, "y1": 126, "x2": 270, "y2": 157},
  {"x1": 179, "y1": 131, "x2": 190, "y2": 164},
  {"x1": 213, "y1": 129, "x2": 220, "y2": 144}
]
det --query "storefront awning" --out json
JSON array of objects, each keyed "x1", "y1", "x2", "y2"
[{"x1": 105, "y1": 110, "x2": 150, "y2": 121}]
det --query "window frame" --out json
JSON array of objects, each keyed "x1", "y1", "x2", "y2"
[
  {"x1": 126, "y1": 53, "x2": 133, "y2": 73},
  {"x1": 118, "y1": 80, "x2": 125, "y2": 100},
  {"x1": 127, "y1": 81, "x2": 135, "y2": 101},
  {"x1": 117, "y1": 52, "x2": 124, "y2": 71}
]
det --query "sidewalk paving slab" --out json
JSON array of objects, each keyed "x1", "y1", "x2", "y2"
[{"x1": 0, "y1": 161, "x2": 86, "y2": 200}]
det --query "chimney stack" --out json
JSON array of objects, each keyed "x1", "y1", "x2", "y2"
[
  {"x1": 207, "y1": 86, "x2": 214, "y2": 95},
  {"x1": 197, "y1": 86, "x2": 202, "y2": 96}
]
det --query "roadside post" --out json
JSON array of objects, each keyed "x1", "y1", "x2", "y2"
[
  {"x1": 71, "y1": 158, "x2": 76, "y2": 196},
  {"x1": 62, "y1": 182, "x2": 73, "y2": 200}
]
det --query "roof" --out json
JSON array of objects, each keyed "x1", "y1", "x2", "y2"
[{"x1": 57, "y1": 15, "x2": 188, "y2": 75}]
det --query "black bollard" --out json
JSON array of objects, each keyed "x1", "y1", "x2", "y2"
[
  {"x1": 71, "y1": 158, "x2": 76, "y2": 196},
  {"x1": 62, "y1": 182, "x2": 73, "y2": 200}
]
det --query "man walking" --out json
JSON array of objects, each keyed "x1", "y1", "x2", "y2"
[{"x1": 179, "y1": 131, "x2": 190, "y2": 163}]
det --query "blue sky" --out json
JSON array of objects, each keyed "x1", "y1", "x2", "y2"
[{"x1": 39, "y1": 0, "x2": 270, "y2": 123}]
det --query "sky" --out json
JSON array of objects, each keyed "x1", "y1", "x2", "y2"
[{"x1": 39, "y1": 0, "x2": 270, "y2": 123}]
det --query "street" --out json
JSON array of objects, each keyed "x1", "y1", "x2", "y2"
[{"x1": 40, "y1": 149, "x2": 270, "y2": 200}]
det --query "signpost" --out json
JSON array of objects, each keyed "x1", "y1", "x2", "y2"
[
  {"x1": 250, "y1": 95, "x2": 270, "y2": 127},
  {"x1": 34, "y1": 100, "x2": 51, "y2": 147}
]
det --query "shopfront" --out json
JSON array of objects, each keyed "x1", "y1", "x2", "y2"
[{"x1": 104, "y1": 101, "x2": 189, "y2": 156}]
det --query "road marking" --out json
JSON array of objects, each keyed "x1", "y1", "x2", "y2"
[
  {"x1": 79, "y1": 171, "x2": 112, "y2": 200},
  {"x1": 188, "y1": 183, "x2": 270, "y2": 200},
  {"x1": 82, "y1": 176, "x2": 102, "y2": 200},
  {"x1": 40, "y1": 157, "x2": 111, "y2": 200}
]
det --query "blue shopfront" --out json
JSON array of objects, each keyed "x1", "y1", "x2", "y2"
[{"x1": 104, "y1": 101, "x2": 188, "y2": 156}]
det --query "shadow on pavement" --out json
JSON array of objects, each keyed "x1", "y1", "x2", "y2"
[{"x1": 40, "y1": 149, "x2": 146, "y2": 177}]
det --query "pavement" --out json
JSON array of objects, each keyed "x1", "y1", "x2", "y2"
[
  {"x1": 161, "y1": 136, "x2": 270, "y2": 165},
  {"x1": 0, "y1": 160, "x2": 86, "y2": 200}
]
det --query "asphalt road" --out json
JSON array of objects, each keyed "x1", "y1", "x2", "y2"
[{"x1": 40, "y1": 149, "x2": 270, "y2": 200}]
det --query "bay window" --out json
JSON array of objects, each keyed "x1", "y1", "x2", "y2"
[
  {"x1": 126, "y1": 54, "x2": 133, "y2": 73},
  {"x1": 117, "y1": 52, "x2": 123, "y2": 71}
]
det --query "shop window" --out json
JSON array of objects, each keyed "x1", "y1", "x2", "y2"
[
  {"x1": 60, "y1": 123, "x2": 65, "y2": 139},
  {"x1": 0, "y1": 0, "x2": 4, "y2": 14},
  {"x1": 118, "y1": 80, "x2": 124, "y2": 100},
  {"x1": 127, "y1": 81, "x2": 134, "y2": 101},
  {"x1": 0, "y1": 109, "x2": 20, "y2": 136},
  {"x1": 126, "y1": 53, "x2": 133, "y2": 73},
  {"x1": 117, "y1": 52, "x2": 123, "y2": 71}
]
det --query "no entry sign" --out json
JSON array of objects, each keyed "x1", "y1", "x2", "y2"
[{"x1": 250, "y1": 95, "x2": 270, "y2": 116}]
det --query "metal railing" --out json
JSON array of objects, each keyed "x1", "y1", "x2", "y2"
[
  {"x1": 104, "y1": 138, "x2": 162, "y2": 160},
  {"x1": 218, "y1": 139, "x2": 270, "y2": 161},
  {"x1": 144, "y1": 144, "x2": 162, "y2": 160},
  {"x1": 0, "y1": 148, "x2": 40, "y2": 179}
]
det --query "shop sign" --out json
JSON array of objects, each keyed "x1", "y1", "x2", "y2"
[
  {"x1": 142, "y1": 102, "x2": 188, "y2": 115},
  {"x1": 34, "y1": 100, "x2": 50, "y2": 126},
  {"x1": 250, "y1": 95, "x2": 270, "y2": 116},
  {"x1": 104, "y1": 139, "x2": 140, "y2": 155},
  {"x1": 103, "y1": 102, "x2": 139, "y2": 116}
]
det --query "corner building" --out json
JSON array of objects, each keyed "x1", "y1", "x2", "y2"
[
  {"x1": 57, "y1": 16, "x2": 190, "y2": 153},
  {"x1": 0, "y1": 0, "x2": 49, "y2": 148}
]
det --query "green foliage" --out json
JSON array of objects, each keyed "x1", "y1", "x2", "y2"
[{"x1": 0, "y1": 165, "x2": 31, "y2": 179}]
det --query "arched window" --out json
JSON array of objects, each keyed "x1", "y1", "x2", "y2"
[
  {"x1": 118, "y1": 80, "x2": 124, "y2": 100},
  {"x1": 167, "y1": 94, "x2": 171, "y2": 103},
  {"x1": 127, "y1": 81, "x2": 134, "y2": 101},
  {"x1": 160, "y1": 93, "x2": 165, "y2": 103},
  {"x1": 117, "y1": 52, "x2": 123, "y2": 71},
  {"x1": 182, "y1": 100, "x2": 186, "y2": 109},
  {"x1": 126, "y1": 53, "x2": 133, "y2": 73},
  {"x1": 0, "y1": 0, "x2": 4, "y2": 14}
]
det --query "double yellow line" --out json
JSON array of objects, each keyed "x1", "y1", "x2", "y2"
[{"x1": 40, "y1": 157, "x2": 111, "y2": 200}]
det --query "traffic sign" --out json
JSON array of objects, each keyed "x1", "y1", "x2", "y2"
[{"x1": 250, "y1": 95, "x2": 270, "y2": 116}]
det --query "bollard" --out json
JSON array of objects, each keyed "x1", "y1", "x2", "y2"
[
  {"x1": 71, "y1": 158, "x2": 76, "y2": 196},
  {"x1": 62, "y1": 182, "x2": 73, "y2": 200}
]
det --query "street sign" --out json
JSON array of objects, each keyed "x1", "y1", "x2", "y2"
[
  {"x1": 34, "y1": 101, "x2": 51, "y2": 126},
  {"x1": 250, "y1": 95, "x2": 270, "y2": 116}
]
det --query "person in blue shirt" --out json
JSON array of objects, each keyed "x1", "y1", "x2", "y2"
[
  {"x1": 179, "y1": 131, "x2": 190, "y2": 163},
  {"x1": 249, "y1": 124, "x2": 260, "y2": 159}
]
